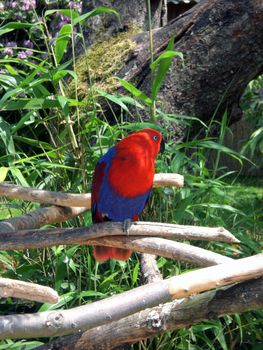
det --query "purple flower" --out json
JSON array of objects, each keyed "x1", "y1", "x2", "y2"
[
  {"x1": 17, "y1": 51, "x2": 27, "y2": 59},
  {"x1": 57, "y1": 19, "x2": 70, "y2": 29},
  {"x1": 69, "y1": 1, "x2": 82, "y2": 11},
  {"x1": 23, "y1": 40, "x2": 34, "y2": 49},
  {"x1": 8, "y1": 2, "x2": 18, "y2": 9},
  {"x1": 25, "y1": 49, "x2": 33, "y2": 56},
  {"x1": 2, "y1": 41, "x2": 17, "y2": 57},
  {"x1": 3, "y1": 47, "x2": 14, "y2": 56},
  {"x1": 17, "y1": 49, "x2": 33, "y2": 59},
  {"x1": 21, "y1": 0, "x2": 36, "y2": 11},
  {"x1": 6, "y1": 41, "x2": 17, "y2": 48}
]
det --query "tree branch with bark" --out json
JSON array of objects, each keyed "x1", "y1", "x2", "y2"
[
  {"x1": 0, "y1": 173, "x2": 184, "y2": 208},
  {"x1": 0, "y1": 278, "x2": 59, "y2": 304},
  {"x1": 0, "y1": 254, "x2": 262, "y2": 340},
  {"x1": 38, "y1": 277, "x2": 263, "y2": 350}
]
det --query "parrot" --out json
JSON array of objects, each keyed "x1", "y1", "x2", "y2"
[{"x1": 91, "y1": 128, "x2": 164, "y2": 262}]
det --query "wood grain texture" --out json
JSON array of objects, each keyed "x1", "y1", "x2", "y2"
[
  {"x1": 38, "y1": 277, "x2": 263, "y2": 350},
  {"x1": 0, "y1": 254, "x2": 262, "y2": 340}
]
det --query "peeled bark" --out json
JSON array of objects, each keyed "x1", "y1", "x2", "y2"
[
  {"x1": 0, "y1": 254, "x2": 262, "y2": 340},
  {"x1": 38, "y1": 277, "x2": 263, "y2": 350}
]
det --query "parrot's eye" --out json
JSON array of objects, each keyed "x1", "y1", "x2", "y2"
[{"x1": 152, "y1": 135, "x2": 158, "y2": 141}]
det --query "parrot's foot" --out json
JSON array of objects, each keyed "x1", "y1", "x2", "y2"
[{"x1": 123, "y1": 219, "x2": 132, "y2": 235}]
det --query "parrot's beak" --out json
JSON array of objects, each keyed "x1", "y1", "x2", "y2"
[{"x1": 160, "y1": 138, "x2": 165, "y2": 153}]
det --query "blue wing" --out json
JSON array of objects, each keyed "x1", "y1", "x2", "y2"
[{"x1": 91, "y1": 146, "x2": 151, "y2": 222}]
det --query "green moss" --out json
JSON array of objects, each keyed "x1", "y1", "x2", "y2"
[{"x1": 69, "y1": 27, "x2": 140, "y2": 99}]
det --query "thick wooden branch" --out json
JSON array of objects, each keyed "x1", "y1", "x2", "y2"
[
  {"x1": 0, "y1": 277, "x2": 59, "y2": 304},
  {"x1": 0, "y1": 206, "x2": 88, "y2": 232},
  {"x1": 89, "y1": 236, "x2": 233, "y2": 267},
  {"x1": 0, "y1": 173, "x2": 183, "y2": 208},
  {"x1": 0, "y1": 254, "x2": 262, "y2": 340},
  {"x1": 0, "y1": 221, "x2": 238, "y2": 248},
  {"x1": 39, "y1": 277, "x2": 263, "y2": 350}
]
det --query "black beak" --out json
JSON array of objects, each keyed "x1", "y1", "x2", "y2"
[{"x1": 160, "y1": 138, "x2": 165, "y2": 153}]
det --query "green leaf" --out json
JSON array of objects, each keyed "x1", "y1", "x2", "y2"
[
  {"x1": 96, "y1": 89, "x2": 129, "y2": 112},
  {"x1": 0, "y1": 22, "x2": 36, "y2": 36},
  {"x1": 18, "y1": 61, "x2": 47, "y2": 89},
  {"x1": 72, "y1": 7, "x2": 119, "y2": 26},
  {"x1": 11, "y1": 112, "x2": 37, "y2": 133},
  {"x1": 44, "y1": 9, "x2": 79, "y2": 19},
  {"x1": 116, "y1": 78, "x2": 152, "y2": 106},
  {"x1": 78, "y1": 291, "x2": 106, "y2": 299},
  {"x1": 1, "y1": 98, "x2": 62, "y2": 111},
  {"x1": 0, "y1": 118, "x2": 15, "y2": 154},
  {"x1": 0, "y1": 167, "x2": 9, "y2": 182},
  {"x1": 151, "y1": 41, "x2": 184, "y2": 101},
  {"x1": 52, "y1": 69, "x2": 77, "y2": 85},
  {"x1": 57, "y1": 95, "x2": 69, "y2": 115},
  {"x1": 191, "y1": 203, "x2": 246, "y2": 216},
  {"x1": 177, "y1": 139, "x2": 250, "y2": 165},
  {"x1": 0, "y1": 74, "x2": 17, "y2": 88},
  {"x1": 9, "y1": 168, "x2": 29, "y2": 187},
  {"x1": 99, "y1": 272, "x2": 119, "y2": 287},
  {"x1": 5, "y1": 64, "x2": 20, "y2": 76},
  {"x1": 150, "y1": 50, "x2": 184, "y2": 71},
  {"x1": 13, "y1": 136, "x2": 53, "y2": 150},
  {"x1": 38, "y1": 292, "x2": 76, "y2": 312},
  {"x1": 55, "y1": 24, "x2": 72, "y2": 64},
  {"x1": 0, "y1": 87, "x2": 25, "y2": 108},
  {"x1": 132, "y1": 261, "x2": 140, "y2": 287}
]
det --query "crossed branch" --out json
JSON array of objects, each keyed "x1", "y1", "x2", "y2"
[{"x1": 0, "y1": 173, "x2": 262, "y2": 348}]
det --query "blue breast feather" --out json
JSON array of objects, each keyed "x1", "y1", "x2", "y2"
[{"x1": 93, "y1": 146, "x2": 151, "y2": 221}]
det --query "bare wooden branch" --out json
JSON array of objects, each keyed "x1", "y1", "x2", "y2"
[
  {"x1": 0, "y1": 221, "x2": 239, "y2": 249},
  {"x1": 89, "y1": 236, "x2": 233, "y2": 267},
  {"x1": 0, "y1": 173, "x2": 183, "y2": 208},
  {"x1": 38, "y1": 277, "x2": 263, "y2": 350},
  {"x1": 0, "y1": 206, "x2": 88, "y2": 232},
  {"x1": 153, "y1": 173, "x2": 184, "y2": 188},
  {"x1": 0, "y1": 183, "x2": 91, "y2": 208},
  {"x1": 167, "y1": 253, "x2": 263, "y2": 299},
  {"x1": 0, "y1": 277, "x2": 59, "y2": 304},
  {"x1": 139, "y1": 253, "x2": 163, "y2": 284},
  {"x1": 0, "y1": 254, "x2": 262, "y2": 340}
]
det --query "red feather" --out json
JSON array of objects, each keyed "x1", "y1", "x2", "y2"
[{"x1": 91, "y1": 128, "x2": 163, "y2": 262}]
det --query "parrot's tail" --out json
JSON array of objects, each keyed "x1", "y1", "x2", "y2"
[{"x1": 93, "y1": 246, "x2": 132, "y2": 262}]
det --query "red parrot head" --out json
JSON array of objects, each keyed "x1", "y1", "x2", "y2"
[
  {"x1": 118, "y1": 128, "x2": 164, "y2": 159},
  {"x1": 107, "y1": 128, "x2": 164, "y2": 198}
]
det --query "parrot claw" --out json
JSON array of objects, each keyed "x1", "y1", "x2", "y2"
[{"x1": 123, "y1": 219, "x2": 132, "y2": 235}]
